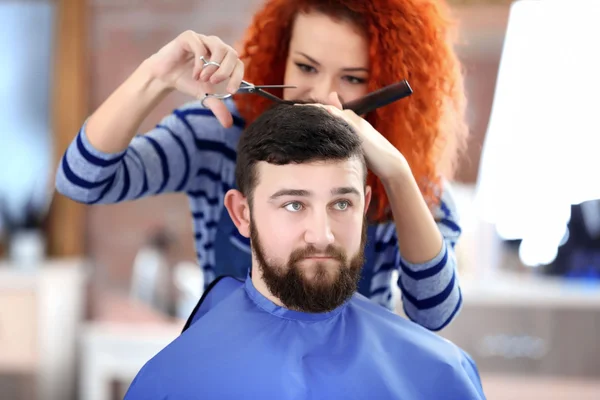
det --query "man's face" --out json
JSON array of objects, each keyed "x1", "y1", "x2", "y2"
[{"x1": 249, "y1": 157, "x2": 370, "y2": 313}]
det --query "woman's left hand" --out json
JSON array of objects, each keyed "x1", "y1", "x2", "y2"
[{"x1": 310, "y1": 93, "x2": 411, "y2": 182}]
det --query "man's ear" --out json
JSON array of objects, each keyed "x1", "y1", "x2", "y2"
[
  {"x1": 364, "y1": 185, "x2": 372, "y2": 216},
  {"x1": 224, "y1": 189, "x2": 251, "y2": 238}
]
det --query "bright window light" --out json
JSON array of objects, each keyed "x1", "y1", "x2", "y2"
[{"x1": 475, "y1": 0, "x2": 600, "y2": 267}]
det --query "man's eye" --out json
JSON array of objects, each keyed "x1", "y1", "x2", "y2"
[
  {"x1": 333, "y1": 200, "x2": 350, "y2": 211},
  {"x1": 284, "y1": 202, "x2": 304, "y2": 212}
]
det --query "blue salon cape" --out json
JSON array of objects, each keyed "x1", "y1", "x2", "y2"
[{"x1": 125, "y1": 276, "x2": 486, "y2": 400}]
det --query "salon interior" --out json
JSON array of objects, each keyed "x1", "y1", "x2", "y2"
[{"x1": 1, "y1": 0, "x2": 599, "y2": 399}]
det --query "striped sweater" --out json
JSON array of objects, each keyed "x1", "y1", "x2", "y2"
[{"x1": 55, "y1": 100, "x2": 463, "y2": 331}]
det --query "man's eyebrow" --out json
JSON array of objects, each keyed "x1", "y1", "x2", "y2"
[
  {"x1": 331, "y1": 187, "x2": 361, "y2": 196},
  {"x1": 269, "y1": 187, "x2": 361, "y2": 200},
  {"x1": 269, "y1": 189, "x2": 312, "y2": 200}
]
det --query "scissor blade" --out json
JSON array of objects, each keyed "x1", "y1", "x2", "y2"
[
  {"x1": 252, "y1": 85, "x2": 297, "y2": 89},
  {"x1": 254, "y1": 88, "x2": 295, "y2": 104}
]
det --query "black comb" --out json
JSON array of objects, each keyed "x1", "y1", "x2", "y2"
[
  {"x1": 254, "y1": 80, "x2": 413, "y2": 113},
  {"x1": 342, "y1": 80, "x2": 413, "y2": 115}
]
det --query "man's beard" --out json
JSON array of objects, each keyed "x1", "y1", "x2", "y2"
[{"x1": 250, "y1": 217, "x2": 366, "y2": 313}]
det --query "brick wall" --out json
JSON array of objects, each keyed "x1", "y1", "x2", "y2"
[
  {"x1": 83, "y1": 1, "x2": 508, "y2": 302},
  {"x1": 86, "y1": 0, "x2": 265, "y2": 294}
]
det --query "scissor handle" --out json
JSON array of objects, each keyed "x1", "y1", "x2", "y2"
[
  {"x1": 200, "y1": 56, "x2": 221, "y2": 70},
  {"x1": 198, "y1": 56, "x2": 234, "y2": 103},
  {"x1": 204, "y1": 92, "x2": 232, "y2": 100},
  {"x1": 201, "y1": 80, "x2": 285, "y2": 106}
]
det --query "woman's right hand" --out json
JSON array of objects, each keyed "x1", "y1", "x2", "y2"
[{"x1": 146, "y1": 30, "x2": 244, "y2": 127}]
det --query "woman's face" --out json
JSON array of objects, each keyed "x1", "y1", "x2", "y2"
[{"x1": 283, "y1": 12, "x2": 370, "y2": 105}]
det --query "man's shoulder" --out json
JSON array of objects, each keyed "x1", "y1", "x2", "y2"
[
  {"x1": 349, "y1": 294, "x2": 470, "y2": 360},
  {"x1": 126, "y1": 277, "x2": 247, "y2": 389},
  {"x1": 348, "y1": 294, "x2": 484, "y2": 397},
  {"x1": 182, "y1": 275, "x2": 245, "y2": 332}
]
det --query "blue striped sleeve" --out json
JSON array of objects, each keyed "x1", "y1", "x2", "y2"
[
  {"x1": 397, "y1": 182, "x2": 463, "y2": 331},
  {"x1": 55, "y1": 100, "x2": 243, "y2": 204}
]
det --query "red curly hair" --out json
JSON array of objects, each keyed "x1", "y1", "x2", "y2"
[{"x1": 234, "y1": 0, "x2": 468, "y2": 222}]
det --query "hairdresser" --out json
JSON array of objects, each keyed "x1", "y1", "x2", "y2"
[{"x1": 56, "y1": 0, "x2": 468, "y2": 331}]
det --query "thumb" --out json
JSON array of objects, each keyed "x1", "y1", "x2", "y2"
[
  {"x1": 203, "y1": 97, "x2": 234, "y2": 128},
  {"x1": 326, "y1": 92, "x2": 343, "y2": 110}
]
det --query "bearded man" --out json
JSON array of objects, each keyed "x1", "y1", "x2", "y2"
[{"x1": 124, "y1": 103, "x2": 486, "y2": 400}]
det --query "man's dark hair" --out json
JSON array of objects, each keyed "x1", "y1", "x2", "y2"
[{"x1": 236, "y1": 103, "x2": 365, "y2": 200}]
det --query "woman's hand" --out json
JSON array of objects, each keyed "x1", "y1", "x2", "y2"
[
  {"x1": 146, "y1": 30, "x2": 244, "y2": 127},
  {"x1": 314, "y1": 93, "x2": 411, "y2": 182}
]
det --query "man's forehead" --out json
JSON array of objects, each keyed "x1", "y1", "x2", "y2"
[{"x1": 255, "y1": 159, "x2": 364, "y2": 194}]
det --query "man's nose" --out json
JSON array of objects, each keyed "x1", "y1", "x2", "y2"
[{"x1": 303, "y1": 210, "x2": 335, "y2": 250}]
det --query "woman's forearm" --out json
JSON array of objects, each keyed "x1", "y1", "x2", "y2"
[
  {"x1": 85, "y1": 58, "x2": 173, "y2": 154},
  {"x1": 382, "y1": 167, "x2": 443, "y2": 264}
]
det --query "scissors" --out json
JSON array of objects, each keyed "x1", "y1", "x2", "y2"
[
  {"x1": 199, "y1": 56, "x2": 296, "y2": 107},
  {"x1": 199, "y1": 56, "x2": 413, "y2": 114}
]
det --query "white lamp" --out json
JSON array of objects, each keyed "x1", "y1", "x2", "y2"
[{"x1": 475, "y1": 0, "x2": 600, "y2": 267}]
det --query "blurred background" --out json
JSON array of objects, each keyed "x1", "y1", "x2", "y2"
[{"x1": 1, "y1": 0, "x2": 599, "y2": 399}]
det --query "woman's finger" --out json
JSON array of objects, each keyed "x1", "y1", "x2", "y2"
[
  {"x1": 326, "y1": 92, "x2": 344, "y2": 110},
  {"x1": 227, "y1": 60, "x2": 245, "y2": 94},
  {"x1": 203, "y1": 96, "x2": 234, "y2": 128},
  {"x1": 199, "y1": 35, "x2": 228, "y2": 82},
  {"x1": 211, "y1": 50, "x2": 238, "y2": 85},
  {"x1": 178, "y1": 31, "x2": 209, "y2": 81}
]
